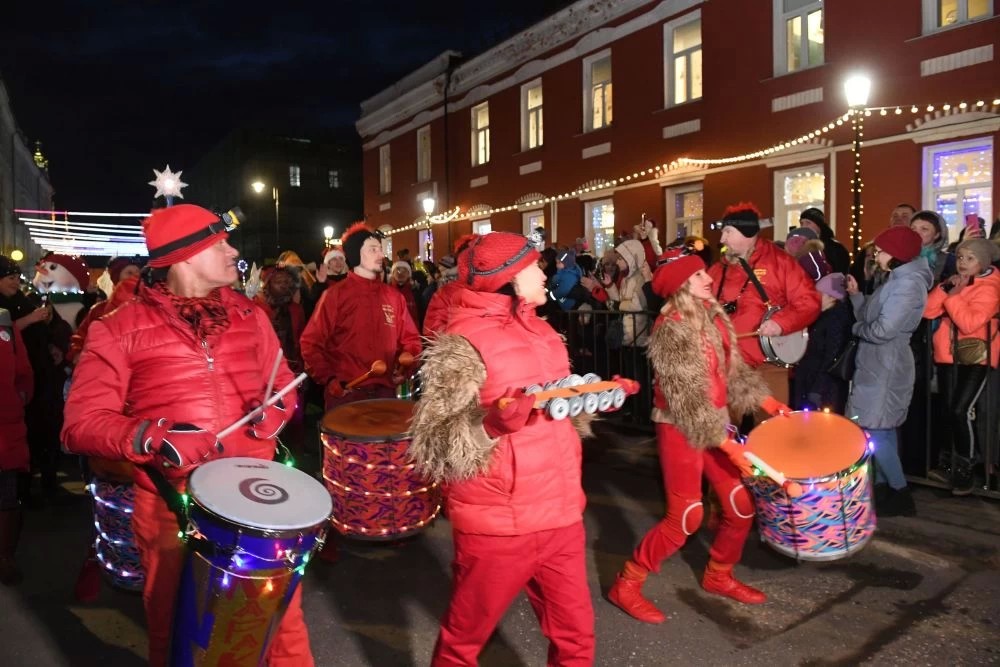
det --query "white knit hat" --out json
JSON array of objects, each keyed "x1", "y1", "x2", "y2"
[
  {"x1": 390, "y1": 261, "x2": 411, "y2": 275},
  {"x1": 323, "y1": 247, "x2": 345, "y2": 264}
]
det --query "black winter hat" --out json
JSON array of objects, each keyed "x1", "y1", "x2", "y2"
[
  {"x1": 799, "y1": 207, "x2": 827, "y2": 229},
  {"x1": 0, "y1": 255, "x2": 21, "y2": 279},
  {"x1": 720, "y1": 202, "x2": 761, "y2": 238},
  {"x1": 340, "y1": 222, "x2": 382, "y2": 268}
]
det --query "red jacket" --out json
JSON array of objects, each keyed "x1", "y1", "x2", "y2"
[
  {"x1": 924, "y1": 268, "x2": 1000, "y2": 368},
  {"x1": 61, "y1": 284, "x2": 294, "y2": 494},
  {"x1": 422, "y1": 281, "x2": 462, "y2": 340},
  {"x1": 68, "y1": 277, "x2": 139, "y2": 364},
  {"x1": 445, "y1": 289, "x2": 586, "y2": 536},
  {"x1": 392, "y1": 280, "x2": 419, "y2": 326},
  {"x1": 300, "y1": 271, "x2": 421, "y2": 390},
  {"x1": 0, "y1": 316, "x2": 34, "y2": 471},
  {"x1": 707, "y1": 239, "x2": 820, "y2": 366}
]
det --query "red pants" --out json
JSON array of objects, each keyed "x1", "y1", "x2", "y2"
[
  {"x1": 433, "y1": 522, "x2": 595, "y2": 667},
  {"x1": 132, "y1": 488, "x2": 314, "y2": 667},
  {"x1": 633, "y1": 423, "x2": 754, "y2": 572}
]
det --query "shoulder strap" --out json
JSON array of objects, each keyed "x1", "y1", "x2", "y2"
[
  {"x1": 142, "y1": 463, "x2": 188, "y2": 527},
  {"x1": 738, "y1": 258, "x2": 771, "y2": 305}
]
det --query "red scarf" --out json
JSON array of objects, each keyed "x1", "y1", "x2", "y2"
[{"x1": 151, "y1": 282, "x2": 230, "y2": 338}]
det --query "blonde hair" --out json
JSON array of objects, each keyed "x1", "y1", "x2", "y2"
[
  {"x1": 662, "y1": 283, "x2": 736, "y2": 368},
  {"x1": 275, "y1": 250, "x2": 316, "y2": 288}
]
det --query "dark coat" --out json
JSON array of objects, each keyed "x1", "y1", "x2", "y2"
[{"x1": 793, "y1": 299, "x2": 852, "y2": 412}]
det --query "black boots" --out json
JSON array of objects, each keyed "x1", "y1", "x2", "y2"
[
  {"x1": 877, "y1": 487, "x2": 916, "y2": 517},
  {"x1": 951, "y1": 456, "x2": 976, "y2": 496},
  {"x1": 0, "y1": 509, "x2": 23, "y2": 585},
  {"x1": 926, "y1": 451, "x2": 953, "y2": 485}
]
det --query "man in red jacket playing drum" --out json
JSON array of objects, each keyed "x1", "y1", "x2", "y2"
[{"x1": 62, "y1": 204, "x2": 314, "y2": 667}]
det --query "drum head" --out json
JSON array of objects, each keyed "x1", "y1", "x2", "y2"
[
  {"x1": 744, "y1": 411, "x2": 867, "y2": 480},
  {"x1": 188, "y1": 458, "x2": 332, "y2": 531},
  {"x1": 320, "y1": 399, "x2": 413, "y2": 442}
]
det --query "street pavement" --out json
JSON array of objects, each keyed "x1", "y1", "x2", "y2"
[{"x1": 2, "y1": 420, "x2": 999, "y2": 667}]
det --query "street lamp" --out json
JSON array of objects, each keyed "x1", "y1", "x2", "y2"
[
  {"x1": 323, "y1": 225, "x2": 334, "y2": 248},
  {"x1": 251, "y1": 180, "x2": 281, "y2": 251},
  {"x1": 421, "y1": 197, "x2": 436, "y2": 261},
  {"x1": 844, "y1": 74, "x2": 871, "y2": 257}
]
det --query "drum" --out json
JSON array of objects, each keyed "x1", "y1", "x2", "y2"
[
  {"x1": 743, "y1": 410, "x2": 876, "y2": 561},
  {"x1": 759, "y1": 306, "x2": 808, "y2": 367},
  {"x1": 170, "y1": 458, "x2": 331, "y2": 667},
  {"x1": 88, "y1": 458, "x2": 144, "y2": 591},
  {"x1": 320, "y1": 399, "x2": 441, "y2": 540}
]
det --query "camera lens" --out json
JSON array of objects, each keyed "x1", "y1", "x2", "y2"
[{"x1": 723, "y1": 301, "x2": 737, "y2": 314}]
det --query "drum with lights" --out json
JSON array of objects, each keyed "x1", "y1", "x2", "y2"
[
  {"x1": 320, "y1": 399, "x2": 441, "y2": 540},
  {"x1": 743, "y1": 410, "x2": 876, "y2": 562},
  {"x1": 169, "y1": 457, "x2": 331, "y2": 667},
  {"x1": 88, "y1": 457, "x2": 145, "y2": 591}
]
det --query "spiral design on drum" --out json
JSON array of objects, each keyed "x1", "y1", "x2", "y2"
[{"x1": 238, "y1": 477, "x2": 290, "y2": 505}]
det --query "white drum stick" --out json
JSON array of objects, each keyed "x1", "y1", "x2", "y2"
[
  {"x1": 743, "y1": 451, "x2": 787, "y2": 486},
  {"x1": 216, "y1": 372, "x2": 308, "y2": 440},
  {"x1": 264, "y1": 349, "x2": 284, "y2": 400}
]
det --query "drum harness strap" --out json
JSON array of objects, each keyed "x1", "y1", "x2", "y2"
[{"x1": 736, "y1": 257, "x2": 774, "y2": 310}]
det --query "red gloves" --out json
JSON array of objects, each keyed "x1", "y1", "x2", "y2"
[
  {"x1": 246, "y1": 398, "x2": 288, "y2": 440},
  {"x1": 326, "y1": 379, "x2": 346, "y2": 401},
  {"x1": 717, "y1": 439, "x2": 754, "y2": 478},
  {"x1": 483, "y1": 389, "x2": 536, "y2": 438},
  {"x1": 760, "y1": 396, "x2": 792, "y2": 417},
  {"x1": 136, "y1": 418, "x2": 223, "y2": 474},
  {"x1": 612, "y1": 375, "x2": 640, "y2": 396}
]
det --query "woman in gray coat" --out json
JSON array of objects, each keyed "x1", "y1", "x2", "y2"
[{"x1": 845, "y1": 226, "x2": 932, "y2": 517}]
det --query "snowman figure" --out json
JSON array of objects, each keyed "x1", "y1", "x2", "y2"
[{"x1": 32, "y1": 253, "x2": 91, "y2": 330}]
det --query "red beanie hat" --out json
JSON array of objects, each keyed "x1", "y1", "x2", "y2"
[
  {"x1": 143, "y1": 204, "x2": 232, "y2": 268},
  {"x1": 651, "y1": 249, "x2": 706, "y2": 298},
  {"x1": 458, "y1": 232, "x2": 540, "y2": 292},
  {"x1": 873, "y1": 226, "x2": 921, "y2": 263},
  {"x1": 38, "y1": 253, "x2": 91, "y2": 291},
  {"x1": 107, "y1": 256, "x2": 143, "y2": 284}
]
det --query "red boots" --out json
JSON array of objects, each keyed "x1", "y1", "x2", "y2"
[
  {"x1": 701, "y1": 560, "x2": 767, "y2": 604},
  {"x1": 607, "y1": 561, "x2": 666, "y2": 624}
]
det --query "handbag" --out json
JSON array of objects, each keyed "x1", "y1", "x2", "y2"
[
  {"x1": 954, "y1": 337, "x2": 988, "y2": 365},
  {"x1": 827, "y1": 338, "x2": 859, "y2": 381}
]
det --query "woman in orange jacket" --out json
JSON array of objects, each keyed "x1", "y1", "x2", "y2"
[{"x1": 923, "y1": 238, "x2": 1000, "y2": 494}]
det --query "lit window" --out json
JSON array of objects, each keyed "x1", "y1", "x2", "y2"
[
  {"x1": 665, "y1": 14, "x2": 702, "y2": 107},
  {"x1": 774, "y1": 0, "x2": 823, "y2": 75},
  {"x1": 523, "y1": 210, "x2": 545, "y2": 248},
  {"x1": 289, "y1": 164, "x2": 301, "y2": 188},
  {"x1": 418, "y1": 229, "x2": 433, "y2": 261},
  {"x1": 473, "y1": 219, "x2": 492, "y2": 235},
  {"x1": 416, "y1": 126, "x2": 431, "y2": 182},
  {"x1": 773, "y1": 165, "x2": 826, "y2": 240},
  {"x1": 521, "y1": 80, "x2": 544, "y2": 151},
  {"x1": 379, "y1": 145, "x2": 391, "y2": 194},
  {"x1": 583, "y1": 51, "x2": 613, "y2": 132},
  {"x1": 923, "y1": 0, "x2": 993, "y2": 31},
  {"x1": 666, "y1": 186, "x2": 704, "y2": 240},
  {"x1": 924, "y1": 138, "x2": 993, "y2": 242},
  {"x1": 471, "y1": 102, "x2": 490, "y2": 166},
  {"x1": 328, "y1": 169, "x2": 340, "y2": 189},
  {"x1": 585, "y1": 198, "x2": 615, "y2": 257}
]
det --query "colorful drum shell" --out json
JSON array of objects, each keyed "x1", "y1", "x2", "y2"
[
  {"x1": 170, "y1": 458, "x2": 331, "y2": 667},
  {"x1": 320, "y1": 399, "x2": 441, "y2": 540},
  {"x1": 744, "y1": 411, "x2": 876, "y2": 562},
  {"x1": 90, "y1": 476, "x2": 145, "y2": 592}
]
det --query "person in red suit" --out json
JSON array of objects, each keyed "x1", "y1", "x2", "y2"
[
  {"x1": 300, "y1": 222, "x2": 421, "y2": 411},
  {"x1": 607, "y1": 248, "x2": 791, "y2": 624},
  {"x1": 61, "y1": 204, "x2": 313, "y2": 667},
  {"x1": 0, "y1": 286, "x2": 34, "y2": 585},
  {"x1": 410, "y1": 232, "x2": 621, "y2": 666},
  {"x1": 422, "y1": 234, "x2": 478, "y2": 340}
]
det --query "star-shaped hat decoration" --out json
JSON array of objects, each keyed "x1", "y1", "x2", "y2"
[{"x1": 148, "y1": 165, "x2": 188, "y2": 199}]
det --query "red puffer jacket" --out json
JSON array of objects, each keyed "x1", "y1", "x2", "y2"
[
  {"x1": 422, "y1": 281, "x2": 462, "y2": 340},
  {"x1": 0, "y1": 316, "x2": 34, "y2": 471},
  {"x1": 61, "y1": 284, "x2": 294, "y2": 494},
  {"x1": 445, "y1": 289, "x2": 586, "y2": 536},
  {"x1": 707, "y1": 238, "x2": 820, "y2": 366}
]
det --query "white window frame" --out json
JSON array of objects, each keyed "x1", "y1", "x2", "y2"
[
  {"x1": 773, "y1": 0, "x2": 824, "y2": 76},
  {"x1": 471, "y1": 102, "x2": 491, "y2": 167},
  {"x1": 922, "y1": 0, "x2": 994, "y2": 33},
  {"x1": 665, "y1": 184, "x2": 704, "y2": 242},
  {"x1": 663, "y1": 11, "x2": 702, "y2": 108},
  {"x1": 416, "y1": 125, "x2": 431, "y2": 182},
  {"x1": 289, "y1": 164, "x2": 301, "y2": 188},
  {"x1": 584, "y1": 198, "x2": 615, "y2": 259},
  {"x1": 521, "y1": 79, "x2": 544, "y2": 151},
  {"x1": 522, "y1": 209, "x2": 545, "y2": 239},
  {"x1": 472, "y1": 219, "x2": 492, "y2": 235},
  {"x1": 923, "y1": 137, "x2": 994, "y2": 243},
  {"x1": 583, "y1": 50, "x2": 613, "y2": 132},
  {"x1": 378, "y1": 145, "x2": 391, "y2": 194},
  {"x1": 773, "y1": 163, "x2": 826, "y2": 241}
]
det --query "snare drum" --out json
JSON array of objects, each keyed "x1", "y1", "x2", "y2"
[
  {"x1": 743, "y1": 411, "x2": 876, "y2": 561},
  {"x1": 320, "y1": 399, "x2": 441, "y2": 540},
  {"x1": 170, "y1": 458, "x2": 331, "y2": 667},
  {"x1": 88, "y1": 458, "x2": 144, "y2": 591},
  {"x1": 759, "y1": 307, "x2": 808, "y2": 367}
]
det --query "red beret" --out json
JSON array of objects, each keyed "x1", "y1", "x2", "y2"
[
  {"x1": 458, "y1": 233, "x2": 540, "y2": 293},
  {"x1": 143, "y1": 204, "x2": 229, "y2": 268},
  {"x1": 651, "y1": 250, "x2": 705, "y2": 298},
  {"x1": 873, "y1": 226, "x2": 921, "y2": 263}
]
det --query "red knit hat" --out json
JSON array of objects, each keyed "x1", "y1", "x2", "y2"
[
  {"x1": 143, "y1": 204, "x2": 232, "y2": 268},
  {"x1": 458, "y1": 232, "x2": 540, "y2": 292},
  {"x1": 873, "y1": 226, "x2": 921, "y2": 263},
  {"x1": 651, "y1": 248, "x2": 706, "y2": 298},
  {"x1": 37, "y1": 253, "x2": 90, "y2": 291}
]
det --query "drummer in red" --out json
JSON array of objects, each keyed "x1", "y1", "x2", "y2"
[
  {"x1": 62, "y1": 205, "x2": 314, "y2": 666},
  {"x1": 607, "y1": 248, "x2": 791, "y2": 624}
]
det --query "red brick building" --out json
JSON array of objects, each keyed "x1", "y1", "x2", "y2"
[{"x1": 356, "y1": 0, "x2": 999, "y2": 261}]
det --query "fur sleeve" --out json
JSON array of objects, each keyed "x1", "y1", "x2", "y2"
[
  {"x1": 648, "y1": 318, "x2": 727, "y2": 449},
  {"x1": 570, "y1": 412, "x2": 596, "y2": 440},
  {"x1": 726, "y1": 349, "x2": 769, "y2": 417},
  {"x1": 408, "y1": 334, "x2": 497, "y2": 483}
]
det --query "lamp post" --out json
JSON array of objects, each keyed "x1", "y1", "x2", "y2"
[
  {"x1": 844, "y1": 74, "x2": 872, "y2": 257},
  {"x1": 422, "y1": 197, "x2": 436, "y2": 261},
  {"x1": 251, "y1": 180, "x2": 281, "y2": 251},
  {"x1": 323, "y1": 225, "x2": 334, "y2": 249}
]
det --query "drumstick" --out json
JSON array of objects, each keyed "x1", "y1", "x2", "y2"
[
  {"x1": 736, "y1": 331, "x2": 760, "y2": 339},
  {"x1": 264, "y1": 349, "x2": 284, "y2": 400},
  {"x1": 216, "y1": 372, "x2": 308, "y2": 440},
  {"x1": 344, "y1": 360, "x2": 387, "y2": 391},
  {"x1": 742, "y1": 451, "x2": 787, "y2": 486}
]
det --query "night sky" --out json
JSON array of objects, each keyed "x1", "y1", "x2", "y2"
[{"x1": 0, "y1": 1, "x2": 569, "y2": 211}]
